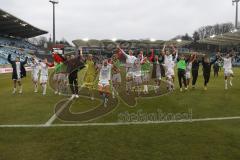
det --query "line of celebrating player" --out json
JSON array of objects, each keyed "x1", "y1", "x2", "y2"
[{"x1": 7, "y1": 44, "x2": 235, "y2": 107}]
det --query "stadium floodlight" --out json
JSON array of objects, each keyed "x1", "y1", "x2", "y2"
[
  {"x1": 176, "y1": 39, "x2": 182, "y2": 42},
  {"x1": 49, "y1": 0, "x2": 59, "y2": 45},
  {"x1": 232, "y1": 0, "x2": 240, "y2": 29},
  {"x1": 210, "y1": 34, "x2": 216, "y2": 38},
  {"x1": 231, "y1": 28, "x2": 238, "y2": 33},
  {"x1": 112, "y1": 38, "x2": 117, "y2": 42},
  {"x1": 150, "y1": 38, "x2": 156, "y2": 42},
  {"x1": 20, "y1": 23, "x2": 27, "y2": 27},
  {"x1": 83, "y1": 38, "x2": 89, "y2": 42},
  {"x1": 2, "y1": 14, "x2": 9, "y2": 18}
]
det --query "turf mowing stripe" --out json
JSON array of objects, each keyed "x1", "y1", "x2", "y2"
[
  {"x1": 0, "y1": 77, "x2": 9, "y2": 80},
  {"x1": 1, "y1": 116, "x2": 240, "y2": 128}
]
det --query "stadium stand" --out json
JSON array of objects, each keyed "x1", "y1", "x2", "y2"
[
  {"x1": 198, "y1": 30, "x2": 240, "y2": 46},
  {"x1": 0, "y1": 36, "x2": 38, "y2": 50},
  {"x1": 0, "y1": 46, "x2": 32, "y2": 62},
  {"x1": 0, "y1": 57, "x2": 8, "y2": 65},
  {"x1": 197, "y1": 29, "x2": 240, "y2": 65},
  {"x1": 0, "y1": 8, "x2": 48, "y2": 65}
]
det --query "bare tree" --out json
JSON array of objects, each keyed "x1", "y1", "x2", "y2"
[
  {"x1": 28, "y1": 36, "x2": 48, "y2": 47},
  {"x1": 193, "y1": 31, "x2": 200, "y2": 42},
  {"x1": 195, "y1": 22, "x2": 234, "y2": 40}
]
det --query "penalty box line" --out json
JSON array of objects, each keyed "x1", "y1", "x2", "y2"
[{"x1": 0, "y1": 116, "x2": 240, "y2": 128}]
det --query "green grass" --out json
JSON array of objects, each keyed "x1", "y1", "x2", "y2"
[
  {"x1": 0, "y1": 73, "x2": 64, "y2": 124},
  {"x1": 0, "y1": 121, "x2": 240, "y2": 160},
  {"x1": 0, "y1": 68, "x2": 239, "y2": 159}
]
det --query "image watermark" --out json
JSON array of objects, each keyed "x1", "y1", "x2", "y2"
[{"x1": 118, "y1": 109, "x2": 193, "y2": 123}]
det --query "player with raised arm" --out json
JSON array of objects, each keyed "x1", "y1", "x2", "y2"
[
  {"x1": 176, "y1": 53, "x2": 188, "y2": 92},
  {"x1": 162, "y1": 44, "x2": 178, "y2": 91},
  {"x1": 31, "y1": 56, "x2": 40, "y2": 93},
  {"x1": 98, "y1": 59, "x2": 112, "y2": 107},
  {"x1": 83, "y1": 53, "x2": 97, "y2": 100},
  {"x1": 132, "y1": 58, "x2": 142, "y2": 96},
  {"x1": 191, "y1": 54, "x2": 201, "y2": 89},
  {"x1": 7, "y1": 54, "x2": 28, "y2": 94},
  {"x1": 141, "y1": 56, "x2": 151, "y2": 94},
  {"x1": 118, "y1": 46, "x2": 137, "y2": 95},
  {"x1": 64, "y1": 49, "x2": 85, "y2": 99},
  {"x1": 39, "y1": 58, "x2": 54, "y2": 95},
  {"x1": 111, "y1": 53, "x2": 121, "y2": 99},
  {"x1": 58, "y1": 55, "x2": 69, "y2": 95},
  {"x1": 220, "y1": 52, "x2": 234, "y2": 90},
  {"x1": 151, "y1": 50, "x2": 165, "y2": 93},
  {"x1": 52, "y1": 52, "x2": 64, "y2": 95},
  {"x1": 185, "y1": 53, "x2": 197, "y2": 89},
  {"x1": 201, "y1": 53, "x2": 219, "y2": 91}
]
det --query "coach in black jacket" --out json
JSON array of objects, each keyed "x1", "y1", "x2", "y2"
[{"x1": 8, "y1": 54, "x2": 28, "y2": 94}]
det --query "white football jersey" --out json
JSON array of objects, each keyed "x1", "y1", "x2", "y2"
[
  {"x1": 99, "y1": 64, "x2": 112, "y2": 84},
  {"x1": 223, "y1": 58, "x2": 232, "y2": 70},
  {"x1": 40, "y1": 62, "x2": 48, "y2": 77},
  {"x1": 164, "y1": 55, "x2": 173, "y2": 65},
  {"x1": 126, "y1": 55, "x2": 137, "y2": 64},
  {"x1": 16, "y1": 62, "x2": 21, "y2": 79},
  {"x1": 186, "y1": 62, "x2": 192, "y2": 74},
  {"x1": 31, "y1": 62, "x2": 40, "y2": 76},
  {"x1": 121, "y1": 49, "x2": 137, "y2": 64}
]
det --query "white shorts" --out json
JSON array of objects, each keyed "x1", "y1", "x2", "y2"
[
  {"x1": 32, "y1": 72, "x2": 38, "y2": 82},
  {"x1": 40, "y1": 75, "x2": 48, "y2": 84},
  {"x1": 156, "y1": 72, "x2": 162, "y2": 80},
  {"x1": 134, "y1": 76, "x2": 142, "y2": 84},
  {"x1": 98, "y1": 80, "x2": 110, "y2": 86},
  {"x1": 186, "y1": 72, "x2": 191, "y2": 79},
  {"x1": 156, "y1": 76, "x2": 162, "y2": 80},
  {"x1": 224, "y1": 69, "x2": 233, "y2": 77},
  {"x1": 142, "y1": 72, "x2": 150, "y2": 82},
  {"x1": 32, "y1": 75, "x2": 38, "y2": 82},
  {"x1": 166, "y1": 69, "x2": 174, "y2": 79}
]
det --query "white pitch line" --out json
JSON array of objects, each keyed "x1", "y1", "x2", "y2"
[
  {"x1": 1, "y1": 116, "x2": 240, "y2": 128},
  {"x1": 44, "y1": 98, "x2": 73, "y2": 126}
]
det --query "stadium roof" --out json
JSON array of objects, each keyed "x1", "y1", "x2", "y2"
[
  {"x1": 72, "y1": 39, "x2": 191, "y2": 48},
  {"x1": 0, "y1": 8, "x2": 48, "y2": 38},
  {"x1": 198, "y1": 30, "x2": 240, "y2": 46}
]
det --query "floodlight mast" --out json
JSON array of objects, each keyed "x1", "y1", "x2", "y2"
[
  {"x1": 49, "y1": 0, "x2": 59, "y2": 45},
  {"x1": 233, "y1": 0, "x2": 240, "y2": 29}
]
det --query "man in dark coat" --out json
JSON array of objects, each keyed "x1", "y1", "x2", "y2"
[
  {"x1": 62, "y1": 49, "x2": 85, "y2": 99},
  {"x1": 8, "y1": 54, "x2": 28, "y2": 94},
  {"x1": 201, "y1": 54, "x2": 219, "y2": 90}
]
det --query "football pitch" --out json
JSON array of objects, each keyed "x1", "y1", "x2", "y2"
[{"x1": 0, "y1": 68, "x2": 240, "y2": 160}]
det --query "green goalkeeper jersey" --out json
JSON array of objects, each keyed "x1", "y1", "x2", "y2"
[
  {"x1": 141, "y1": 60, "x2": 151, "y2": 73},
  {"x1": 177, "y1": 60, "x2": 187, "y2": 70},
  {"x1": 55, "y1": 63, "x2": 62, "y2": 74}
]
